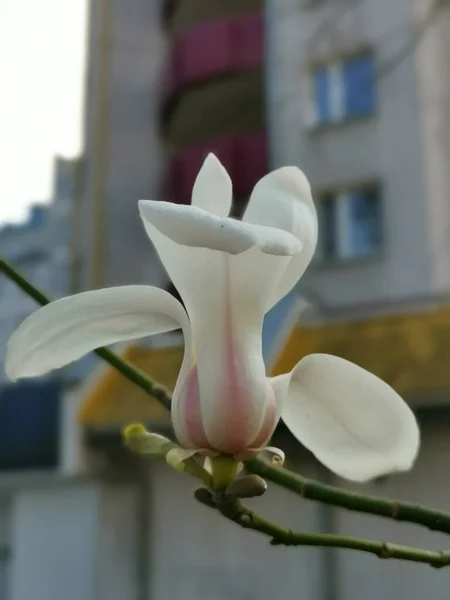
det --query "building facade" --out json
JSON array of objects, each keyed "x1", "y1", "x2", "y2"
[
  {"x1": 269, "y1": 0, "x2": 450, "y2": 309},
  {"x1": 269, "y1": 0, "x2": 450, "y2": 598},
  {"x1": 270, "y1": 0, "x2": 450, "y2": 404}
]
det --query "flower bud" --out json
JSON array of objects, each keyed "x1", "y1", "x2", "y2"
[
  {"x1": 225, "y1": 475, "x2": 267, "y2": 499},
  {"x1": 122, "y1": 423, "x2": 175, "y2": 456}
]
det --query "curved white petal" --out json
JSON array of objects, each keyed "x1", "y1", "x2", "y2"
[
  {"x1": 6, "y1": 286, "x2": 189, "y2": 380},
  {"x1": 191, "y1": 153, "x2": 232, "y2": 217},
  {"x1": 259, "y1": 446, "x2": 285, "y2": 466},
  {"x1": 139, "y1": 203, "x2": 291, "y2": 453},
  {"x1": 138, "y1": 200, "x2": 302, "y2": 256},
  {"x1": 243, "y1": 166, "x2": 318, "y2": 308},
  {"x1": 277, "y1": 354, "x2": 420, "y2": 482}
]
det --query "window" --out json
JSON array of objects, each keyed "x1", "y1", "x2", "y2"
[
  {"x1": 0, "y1": 380, "x2": 60, "y2": 470},
  {"x1": 343, "y1": 53, "x2": 375, "y2": 118},
  {"x1": 317, "y1": 186, "x2": 382, "y2": 261},
  {"x1": 311, "y1": 52, "x2": 375, "y2": 125}
]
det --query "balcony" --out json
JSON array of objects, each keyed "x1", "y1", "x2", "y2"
[
  {"x1": 164, "y1": 131, "x2": 267, "y2": 205},
  {"x1": 163, "y1": 0, "x2": 263, "y2": 34},
  {"x1": 163, "y1": 13, "x2": 263, "y2": 114},
  {"x1": 164, "y1": 70, "x2": 265, "y2": 146}
]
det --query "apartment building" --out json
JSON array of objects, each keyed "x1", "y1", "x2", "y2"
[{"x1": 269, "y1": 0, "x2": 450, "y2": 598}]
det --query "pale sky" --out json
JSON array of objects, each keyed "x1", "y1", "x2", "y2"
[{"x1": 0, "y1": 0, "x2": 87, "y2": 224}]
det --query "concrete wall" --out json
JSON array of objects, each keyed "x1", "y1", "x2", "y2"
[
  {"x1": 9, "y1": 483, "x2": 100, "y2": 600},
  {"x1": 96, "y1": 482, "x2": 140, "y2": 600},
  {"x1": 7, "y1": 478, "x2": 140, "y2": 600},
  {"x1": 268, "y1": 0, "x2": 447, "y2": 310},
  {"x1": 80, "y1": 0, "x2": 168, "y2": 290},
  {"x1": 335, "y1": 418, "x2": 450, "y2": 599},
  {"x1": 414, "y1": 0, "x2": 450, "y2": 294}
]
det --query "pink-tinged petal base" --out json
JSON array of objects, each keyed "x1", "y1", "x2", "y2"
[
  {"x1": 218, "y1": 287, "x2": 260, "y2": 453},
  {"x1": 177, "y1": 366, "x2": 209, "y2": 449},
  {"x1": 173, "y1": 357, "x2": 277, "y2": 454},
  {"x1": 196, "y1": 259, "x2": 279, "y2": 454},
  {"x1": 172, "y1": 253, "x2": 281, "y2": 455},
  {"x1": 248, "y1": 392, "x2": 278, "y2": 449}
]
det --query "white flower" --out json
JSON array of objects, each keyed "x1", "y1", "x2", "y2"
[{"x1": 5, "y1": 154, "x2": 420, "y2": 481}]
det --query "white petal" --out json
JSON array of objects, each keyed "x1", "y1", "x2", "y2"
[
  {"x1": 191, "y1": 153, "x2": 232, "y2": 217},
  {"x1": 243, "y1": 167, "x2": 318, "y2": 307},
  {"x1": 258, "y1": 446, "x2": 285, "y2": 466},
  {"x1": 140, "y1": 204, "x2": 290, "y2": 453},
  {"x1": 138, "y1": 200, "x2": 302, "y2": 256},
  {"x1": 278, "y1": 354, "x2": 420, "y2": 482},
  {"x1": 6, "y1": 286, "x2": 189, "y2": 380},
  {"x1": 166, "y1": 448, "x2": 198, "y2": 471}
]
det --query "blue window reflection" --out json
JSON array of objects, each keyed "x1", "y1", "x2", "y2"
[
  {"x1": 312, "y1": 52, "x2": 375, "y2": 124},
  {"x1": 348, "y1": 189, "x2": 382, "y2": 257},
  {"x1": 319, "y1": 196, "x2": 337, "y2": 259},
  {"x1": 314, "y1": 67, "x2": 331, "y2": 124},
  {"x1": 343, "y1": 53, "x2": 375, "y2": 118},
  {"x1": 0, "y1": 380, "x2": 60, "y2": 470}
]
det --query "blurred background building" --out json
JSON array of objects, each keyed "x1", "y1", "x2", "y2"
[{"x1": 1, "y1": 0, "x2": 450, "y2": 599}]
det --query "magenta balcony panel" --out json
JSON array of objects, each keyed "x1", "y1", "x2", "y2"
[
  {"x1": 163, "y1": 132, "x2": 267, "y2": 204},
  {"x1": 180, "y1": 22, "x2": 232, "y2": 81},
  {"x1": 234, "y1": 132, "x2": 268, "y2": 196},
  {"x1": 164, "y1": 13, "x2": 264, "y2": 100},
  {"x1": 233, "y1": 14, "x2": 264, "y2": 66}
]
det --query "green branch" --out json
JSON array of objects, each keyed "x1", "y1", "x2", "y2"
[
  {"x1": 245, "y1": 459, "x2": 450, "y2": 535},
  {"x1": 194, "y1": 489, "x2": 450, "y2": 568},
  {"x1": 4, "y1": 256, "x2": 450, "y2": 544},
  {"x1": 0, "y1": 258, "x2": 172, "y2": 410}
]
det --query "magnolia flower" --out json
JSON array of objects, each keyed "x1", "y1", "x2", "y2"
[{"x1": 5, "y1": 154, "x2": 419, "y2": 482}]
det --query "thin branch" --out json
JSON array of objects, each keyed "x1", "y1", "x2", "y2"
[
  {"x1": 245, "y1": 458, "x2": 450, "y2": 535},
  {"x1": 0, "y1": 258, "x2": 172, "y2": 410},
  {"x1": 194, "y1": 489, "x2": 450, "y2": 568},
  {"x1": 5, "y1": 257, "x2": 450, "y2": 540}
]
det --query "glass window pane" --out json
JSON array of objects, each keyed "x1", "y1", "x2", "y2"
[
  {"x1": 343, "y1": 53, "x2": 375, "y2": 118},
  {"x1": 348, "y1": 189, "x2": 381, "y2": 257},
  {"x1": 319, "y1": 196, "x2": 337, "y2": 259},
  {"x1": 314, "y1": 67, "x2": 331, "y2": 123},
  {"x1": 0, "y1": 381, "x2": 60, "y2": 470}
]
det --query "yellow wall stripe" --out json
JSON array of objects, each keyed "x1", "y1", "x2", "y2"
[
  {"x1": 274, "y1": 306, "x2": 450, "y2": 403},
  {"x1": 78, "y1": 345, "x2": 183, "y2": 426}
]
